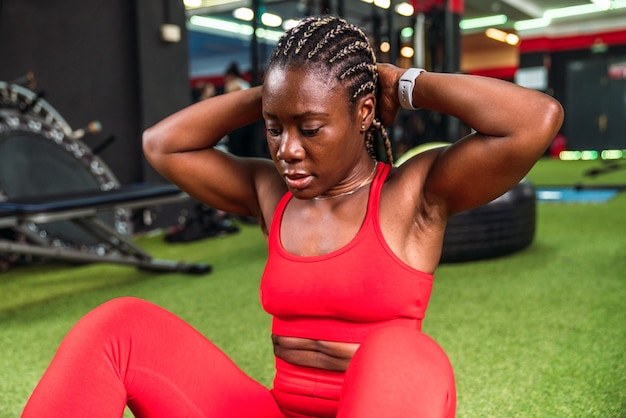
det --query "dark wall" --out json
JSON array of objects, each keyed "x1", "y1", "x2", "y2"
[
  {"x1": 0, "y1": 0, "x2": 190, "y2": 184},
  {"x1": 135, "y1": 0, "x2": 191, "y2": 182},
  {"x1": 549, "y1": 44, "x2": 626, "y2": 119},
  {"x1": 521, "y1": 44, "x2": 626, "y2": 151}
]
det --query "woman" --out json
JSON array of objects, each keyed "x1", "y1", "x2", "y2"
[{"x1": 22, "y1": 15, "x2": 563, "y2": 418}]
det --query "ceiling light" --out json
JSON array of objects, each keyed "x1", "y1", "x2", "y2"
[
  {"x1": 395, "y1": 2, "x2": 414, "y2": 16},
  {"x1": 401, "y1": 27, "x2": 414, "y2": 38},
  {"x1": 591, "y1": 0, "x2": 610, "y2": 10},
  {"x1": 261, "y1": 12, "x2": 282, "y2": 27},
  {"x1": 544, "y1": 3, "x2": 605, "y2": 19},
  {"x1": 505, "y1": 33, "x2": 520, "y2": 45},
  {"x1": 485, "y1": 28, "x2": 508, "y2": 42},
  {"x1": 256, "y1": 28, "x2": 284, "y2": 41},
  {"x1": 186, "y1": 0, "x2": 243, "y2": 7},
  {"x1": 485, "y1": 28, "x2": 519, "y2": 45},
  {"x1": 514, "y1": 17, "x2": 551, "y2": 31},
  {"x1": 514, "y1": 0, "x2": 626, "y2": 31},
  {"x1": 190, "y1": 15, "x2": 252, "y2": 35},
  {"x1": 183, "y1": 0, "x2": 203, "y2": 8},
  {"x1": 374, "y1": 0, "x2": 391, "y2": 9},
  {"x1": 283, "y1": 19, "x2": 300, "y2": 31},
  {"x1": 400, "y1": 46, "x2": 414, "y2": 58},
  {"x1": 189, "y1": 15, "x2": 285, "y2": 42},
  {"x1": 232, "y1": 9, "x2": 282, "y2": 28},
  {"x1": 233, "y1": 7, "x2": 254, "y2": 21},
  {"x1": 459, "y1": 14, "x2": 507, "y2": 30}
]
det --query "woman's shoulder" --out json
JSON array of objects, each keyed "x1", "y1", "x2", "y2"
[{"x1": 251, "y1": 159, "x2": 288, "y2": 235}]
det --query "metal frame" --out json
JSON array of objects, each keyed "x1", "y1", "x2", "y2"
[{"x1": 0, "y1": 185, "x2": 212, "y2": 274}]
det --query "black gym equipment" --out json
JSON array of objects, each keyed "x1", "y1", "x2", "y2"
[
  {"x1": 0, "y1": 77, "x2": 210, "y2": 274},
  {"x1": 440, "y1": 180, "x2": 536, "y2": 263}
]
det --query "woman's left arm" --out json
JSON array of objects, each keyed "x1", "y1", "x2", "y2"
[{"x1": 378, "y1": 64, "x2": 564, "y2": 216}]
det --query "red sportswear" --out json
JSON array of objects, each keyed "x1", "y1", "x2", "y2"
[{"x1": 261, "y1": 162, "x2": 435, "y2": 343}]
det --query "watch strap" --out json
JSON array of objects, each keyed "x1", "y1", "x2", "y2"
[{"x1": 398, "y1": 68, "x2": 426, "y2": 110}]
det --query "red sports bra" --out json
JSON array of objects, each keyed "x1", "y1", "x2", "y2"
[{"x1": 260, "y1": 163, "x2": 434, "y2": 343}]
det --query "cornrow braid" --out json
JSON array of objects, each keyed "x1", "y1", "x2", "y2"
[
  {"x1": 308, "y1": 25, "x2": 353, "y2": 59},
  {"x1": 350, "y1": 25, "x2": 378, "y2": 65},
  {"x1": 268, "y1": 15, "x2": 393, "y2": 164},
  {"x1": 274, "y1": 15, "x2": 318, "y2": 57},
  {"x1": 294, "y1": 16, "x2": 334, "y2": 55},
  {"x1": 366, "y1": 119, "x2": 394, "y2": 164},
  {"x1": 340, "y1": 63, "x2": 377, "y2": 80},
  {"x1": 351, "y1": 80, "x2": 376, "y2": 100},
  {"x1": 328, "y1": 41, "x2": 370, "y2": 63}
]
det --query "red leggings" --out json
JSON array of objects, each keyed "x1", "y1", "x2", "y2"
[{"x1": 22, "y1": 297, "x2": 455, "y2": 418}]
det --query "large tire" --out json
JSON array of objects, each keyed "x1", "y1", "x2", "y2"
[{"x1": 440, "y1": 179, "x2": 536, "y2": 263}]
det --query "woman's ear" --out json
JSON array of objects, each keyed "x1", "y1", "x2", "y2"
[{"x1": 358, "y1": 93, "x2": 376, "y2": 129}]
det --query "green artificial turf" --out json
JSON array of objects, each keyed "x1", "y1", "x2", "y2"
[
  {"x1": 1, "y1": 158, "x2": 625, "y2": 417},
  {"x1": 525, "y1": 158, "x2": 626, "y2": 188}
]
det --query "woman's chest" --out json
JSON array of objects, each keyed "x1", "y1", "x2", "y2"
[{"x1": 279, "y1": 195, "x2": 368, "y2": 257}]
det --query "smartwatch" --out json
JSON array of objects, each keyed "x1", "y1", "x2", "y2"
[{"x1": 398, "y1": 68, "x2": 426, "y2": 110}]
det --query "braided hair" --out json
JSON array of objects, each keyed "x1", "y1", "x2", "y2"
[{"x1": 268, "y1": 15, "x2": 393, "y2": 164}]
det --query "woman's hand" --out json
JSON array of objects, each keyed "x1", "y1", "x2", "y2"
[{"x1": 376, "y1": 63, "x2": 403, "y2": 126}]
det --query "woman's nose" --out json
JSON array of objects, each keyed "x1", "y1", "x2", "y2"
[{"x1": 276, "y1": 132, "x2": 304, "y2": 162}]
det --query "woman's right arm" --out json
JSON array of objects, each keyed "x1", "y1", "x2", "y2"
[{"x1": 143, "y1": 86, "x2": 280, "y2": 218}]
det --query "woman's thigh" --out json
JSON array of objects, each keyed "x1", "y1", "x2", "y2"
[
  {"x1": 23, "y1": 297, "x2": 285, "y2": 418},
  {"x1": 338, "y1": 326, "x2": 456, "y2": 418}
]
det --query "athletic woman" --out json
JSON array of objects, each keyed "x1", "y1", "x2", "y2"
[{"x1": 22, "y1": 15, "x2": 563, "y2": 418}]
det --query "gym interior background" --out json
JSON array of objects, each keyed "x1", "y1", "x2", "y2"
[{"x1": 0, "y1": 0, "x2": 625, "y2": 212}]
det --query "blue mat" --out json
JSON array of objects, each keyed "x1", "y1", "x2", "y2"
[{"x1": 536, "y1": 187, "x2": 620, "y2": 203}]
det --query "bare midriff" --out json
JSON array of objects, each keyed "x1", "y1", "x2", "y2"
[{"x1": 272, "y1": 334, "x2": 360, "y2": 372}]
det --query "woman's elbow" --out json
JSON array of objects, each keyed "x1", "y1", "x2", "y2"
[
  {"x1": 545, "y1": 97, "x2": 565, "y2": 133},
  {"x1": 142, "y1": 125, "x2": 165, "y2": 164},
  {"x1": 536, "y1": 96, "x2": 564, "y2": 147}
]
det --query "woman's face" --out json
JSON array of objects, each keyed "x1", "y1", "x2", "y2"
[{"x1": 262, "y1": 65, "x2": 374, "y2": 199}]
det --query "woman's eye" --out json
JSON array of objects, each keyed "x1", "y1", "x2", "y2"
[
  {"x1": 301, "y1": 128, "x2": 320, "y2": 136},
  {"x1": 267, "y1": 129, "x2": 281, "y2": 137}
]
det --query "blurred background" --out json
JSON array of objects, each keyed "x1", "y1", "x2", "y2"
[{"x1": 1, "y1": 0, "x2": 624, "y2": 186}]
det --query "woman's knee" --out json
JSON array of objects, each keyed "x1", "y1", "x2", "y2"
[
  {"x1": 348, "y1": 326, "x2": 455, "y2": 390},
  {"x1": 340, "y1": 327, "x2": 456, "y2": 417},
  {"x1": 71, "y1": 297, "x2": 161, "y2": 340},
  {"x1": 94, "y1": 296, "x2": 155, "y2": 316}
]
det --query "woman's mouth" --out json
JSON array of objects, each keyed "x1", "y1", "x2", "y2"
[{"x1": 284, "y1": 173, "x2": 314, "y2": 190}]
